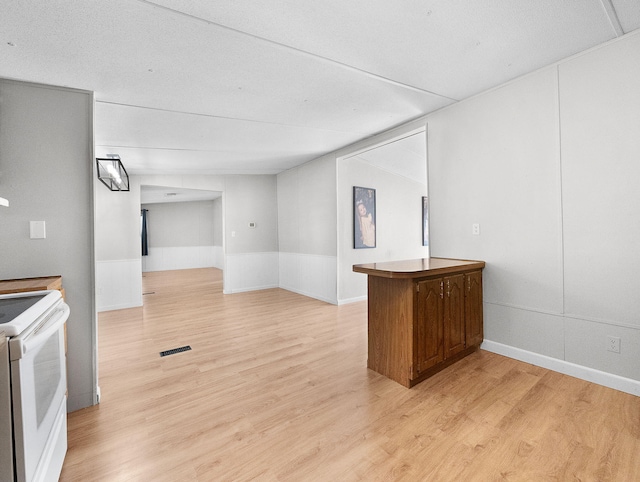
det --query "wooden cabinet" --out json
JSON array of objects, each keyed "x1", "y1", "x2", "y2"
[
  {"x1": 465, "y1": 270, "x2": 484, "y2": 347},
  {"x1": 0, "y1": 276, "x2": 64, "y2": 297},
  {"x1": 354, "y1": 258, "x2": 484, "y2": 388}
]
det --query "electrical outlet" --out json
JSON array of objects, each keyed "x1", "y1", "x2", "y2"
[
  {"x1": 472, "y1": 223, "x2": 480, "y2": 235},
  {"x1": 607, "y1": 336, "x2": 621, "y2": 353}
]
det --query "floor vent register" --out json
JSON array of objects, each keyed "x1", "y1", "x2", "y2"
[{"x1": 160, "y1": 345, "x2": 192, "y2": 357}]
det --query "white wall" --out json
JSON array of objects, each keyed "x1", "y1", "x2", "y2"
[
  {"x1": 557, "y1": 33, "x2": 640, "y2": 384},
  {"x1": 95, "y1": 175, "x2": 142, "y2": 311},
  {"x1": 222, "y1": 175, "x2": 279, "y2": 293},
  {"x1": 277, "y1": 154, "x2": 338, "y2": 303},
  {"x1": 213, "y1": 196, "x2": 223, "y2": 267},
  {"x1": 426, "y1": 33, "x2": 640, "y2": 393},
  {"x1": 0, "y1": 79, "x2": 96, "y2": 411},
  {"x1": 428, "y1": 65, "x2": 564, "y2": 323},
  {"x1": 141, "y1": 200, "x2": 220, "y2": 272}
]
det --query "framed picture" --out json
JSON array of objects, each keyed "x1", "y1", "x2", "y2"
[
  {"x1": 353, "y1": 186, "x2": 376, "y2": 249},
  {"x1": 422, "y1": 196, "x2": 429, "y2": 247}
]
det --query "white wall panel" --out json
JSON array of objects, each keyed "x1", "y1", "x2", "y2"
[
  {"x1": 560, "y1": 33, "x2": 640, "y2": 327},
  {"x1": 96, "y1": 259, "x2": 142, "y2": 312},
  {"x1": 427, "y1": 66, "x2": 563, "y2": 314},
  {"x1": 564, "y1": 316, "x2": 640, "y2": 381},
  {"x1": 224, "y1": 252, "x2": 279, "y2": 294},
  {"x1": 143, "y1": 200, "x2": 215, "y2": 247},
  {"x1": 277, "y1": 154, "x2": 337, "y2": 256},
  {"x1": 141, "y1": 246, "x2": 218, "y2": 272},
  {"x1": 212, "y1": 245, "x2": 224, "y2": 270},
  {"x1": 277, "y1": 168, "x2": 300, "y2": 254},
  {"x1": 483, "y1": 303, "x2": 565, "y2": 360},
  {"x1": 279, "y1": 252, "x2": 337, "y2": 304},
  {"x1": 224, "y1": 176, "x2": 278, "y2": 255}
]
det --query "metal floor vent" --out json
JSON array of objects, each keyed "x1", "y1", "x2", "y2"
[{"x1": 160, "y1": 345, "x2": 192, "y2": 357}]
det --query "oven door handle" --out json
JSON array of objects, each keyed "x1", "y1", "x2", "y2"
[{"x1": 11, "y1": 302, "x2": 70, "y2": 360}]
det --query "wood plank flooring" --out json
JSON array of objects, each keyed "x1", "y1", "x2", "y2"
[{"x1": 61, "y1": 268, "x2": 640, "y2": 481}]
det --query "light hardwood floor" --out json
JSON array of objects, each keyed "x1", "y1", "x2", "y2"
[{"x1": 61, "y1": 268, "x2": 640, "y2": 481}]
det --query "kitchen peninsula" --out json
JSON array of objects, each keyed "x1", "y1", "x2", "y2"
[{"x1": 353, "y1": 258, "x2": 485, "y2": 388}]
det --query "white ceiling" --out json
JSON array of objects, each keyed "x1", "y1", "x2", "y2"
[{"x1": 1, "y1": 1, "x2": 639, "y2": 176}]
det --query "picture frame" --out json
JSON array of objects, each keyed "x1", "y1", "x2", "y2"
[
  {"x1": 353, "y1": 186, "x2": 376, "y2": 249},
  {"x1": 422, "y1": 196, "x2": 429, "y2": 247}
]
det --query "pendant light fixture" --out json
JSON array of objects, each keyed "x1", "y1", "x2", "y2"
[{"x1": 96, "y1": 155, "x2": 130, "y2": 191}]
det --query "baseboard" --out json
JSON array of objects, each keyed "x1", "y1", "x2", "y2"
[
  {"x1": 97, "y1": 301, "x2": 142, "y2": 312},
  {"x1": 337, "y1": 295, "x2": 367, "y2": 305},
  {"x1": 224, "y1": 284, "x2": 279, "y2": 294},
  {"x1": 481, "y1": 340, "x2": 640, "y2": 397},
  {"x1": 280, "y1": 285, "x2": 338, "y2": 305}
]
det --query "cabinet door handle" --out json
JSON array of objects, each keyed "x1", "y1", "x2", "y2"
[
  {"x1": 446, "y1": 279, "x2": 450, "y2": 297},
  {"x1": 440, "y1": 281, "x2": 444, "y2": 298}
]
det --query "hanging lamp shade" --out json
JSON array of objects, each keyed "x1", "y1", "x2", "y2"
[{"x1": 96, "y1": 156, "x2": 130, "y2": 191}]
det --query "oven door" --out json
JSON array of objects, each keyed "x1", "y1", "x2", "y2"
[{"x1": 9, "y1": 299, "x2": 69, "y2": 482}]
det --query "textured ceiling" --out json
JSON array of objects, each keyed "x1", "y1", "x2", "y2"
[{"x1": 1, "y1": 0, "x2": 638, "y2": 176}]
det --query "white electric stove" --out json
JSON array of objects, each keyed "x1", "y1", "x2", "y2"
[{"x1": 0, "y1": 290, "x2": 69, "y2": 482}]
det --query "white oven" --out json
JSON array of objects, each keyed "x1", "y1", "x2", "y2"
[{"x1": 0, "y1": 290, "x2": 69, "y2": 482}]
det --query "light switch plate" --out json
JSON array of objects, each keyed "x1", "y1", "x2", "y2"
[{"x1": 30, "y1": 221, "x2": 46, "y2": 239}]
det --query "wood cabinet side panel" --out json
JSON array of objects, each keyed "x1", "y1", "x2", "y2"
[{"x1": 367, "y1": 276, "x2": 414, "y2": 386}]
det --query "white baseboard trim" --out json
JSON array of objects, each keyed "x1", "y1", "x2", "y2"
[
  {"x1": 280, "y1": 285, "x2": 337, "y2": 305},
  {"x1": 481, "y1": 340, "x2": 640, "y2": 397},
  {"x1": 278, "y1": 252, "x2": 337, "y2": 304},
  {"x1": 224, "y1": 283, "x2": 278, "y2": 295},
  {"x1": 97, "y1": 301, "x2": 142, "y2": 312},
  {"x1": 337, "y1": 295, "x2": 367, "y2": 305}
]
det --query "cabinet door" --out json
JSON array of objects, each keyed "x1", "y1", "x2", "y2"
[
  {"x1": 465, "y1": 270, "x2": 483, "y2": 346},
  {"x1": 415, "y1": 278, "x2": 444, "y2": 374},
  {"x1": 444, "y1": 274, "x2": 465, "y2": 358}
]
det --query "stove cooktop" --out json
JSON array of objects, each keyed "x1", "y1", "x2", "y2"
[
  {"x1": 0, "y1": 291, "x2": 61, "y2": 337},
  {"x1": 0, "y1": 295, "x2": 46, "y2": 325}
]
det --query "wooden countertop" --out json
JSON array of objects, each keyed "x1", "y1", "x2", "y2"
[
  {"x1": 0, "y1": 276, "x2": 63, "y2": 294},
  {"x1": 353, "y1": 257, "x2": 485, "y2": 279}
]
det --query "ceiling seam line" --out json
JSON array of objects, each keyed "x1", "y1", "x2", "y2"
[
  {"x1": 599, "y1": 0, "x2": 624, "y2": 36},
  {"x1": 95, "y1": 100, "x2": 371, "y2": 135},
  {"x1": 96, "y1": 144, "x2": 317, "y2": 154},
  {"x1": 136, "y1": 0, "x2": 459, "y2": 102}
]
